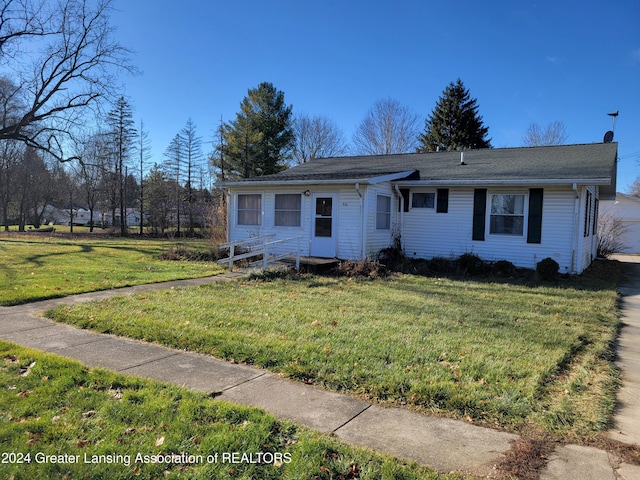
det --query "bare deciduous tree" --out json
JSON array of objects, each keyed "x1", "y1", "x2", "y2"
[
  {"x1": 598, "y1": 209, "x2": 628, "y2": 256},
  {"x1": 353, "y1": 98, "x2": 420, "y2": 155},
  {"x1": 0, "y1": 0, "x2": 133, "y2": 161},
  {"x1": 0, "y1": 138, "x2": 22, "y2": 229},
  {"x1": 522, "y1": 121, "x2": 568, "y2": 146},
  {"x1": 293, "y1": 114, "x2": 348, "y2": 164},
  {"x1": 76, "y1": 132, "x2": 110, "y2": 232},
  {"x1": 628, "y1": 177, "x2": 640, "y2": 198}
]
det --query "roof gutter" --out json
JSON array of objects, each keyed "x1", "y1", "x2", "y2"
[
  {"x1": 393, "y1": 178, "x2": 613, "y2": 187},
  {"x1": 219, "y1": 178, "x2": 372, "y2": 187},
  {"x1": 571, "y1": 183, "x2": 580, "y2": 274}
]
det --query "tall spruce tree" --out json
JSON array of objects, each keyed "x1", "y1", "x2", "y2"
[
  {"x1": 180, "y1": 118, "x2": 203, "y2": 235},
  {"x1": 223, "y1": 82, "x2": 294, "y2": 178},
  {"x1": 106, "y1": 97, "x2": 136, "y2": 235},
  {"x1": 418, "y1": 79, "x2": 491, "y2": 152}
]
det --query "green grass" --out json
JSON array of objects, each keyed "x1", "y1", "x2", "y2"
[
  {"x1": 0, "y1": 235, "x2": 225, "y2": 306},
  {"x1": 0, "y1": 342, "x2": 463, "y2": 479},
  {"x1": 47, "y1": 272, "x2": 621, "y2": 438}
]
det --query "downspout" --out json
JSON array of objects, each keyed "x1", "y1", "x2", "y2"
[
  {"x1": 355, "y1": 183, "x2": 364, "y2": 259},
  {"x1": 571, "y1": 183, "x2": 579, "y2": 274},
  {"x1": 394, "y1": 184, "x2": 404, "y2": 251}
]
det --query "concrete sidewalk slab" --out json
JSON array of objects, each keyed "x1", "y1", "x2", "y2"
[
  {"x1": 1, "y1": 324, "x2": 104, "y2": 350},
  {"x1": 0, "y1": 272, "x2": 246, "y2": 315},
  {"x1": 609, "y1": 258, "x2": 640, "y2": 447},
  {"x1": 334, "y1": 405, "x2": 517, "y2": 477},
  {"x1": 618, "y1": 463, "x2": 640, "y2": 480},
  {"x1": 220, "y1": 373, "x2": 370, "y2": 433},
  {"x1": 48, "y1": 336, "x2": 178, "y2": 371},
  {"x1": 121, "y1": 350, "x2": 265, "y2": 393},
  {"x1": 539, "y1": 445, "x2": 615, "y2": 480},
  {"x1": 0, "y1": 312, "x2": 52, "y2": 334}
]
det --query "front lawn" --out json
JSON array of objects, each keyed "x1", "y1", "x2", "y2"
[
  {"x1": 0, "y1": 342, "x2": 459, "y2": 479},
  {"x1": 0, "y1": 235, "x2": 224, "y2": 306},
  {"x1": 47, "y1": 270, "x2": 620, "y2": 439}
]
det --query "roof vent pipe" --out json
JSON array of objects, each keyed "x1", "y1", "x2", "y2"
[{"x1": 460, "y1": 151, "x2": 466, "y2": 165}]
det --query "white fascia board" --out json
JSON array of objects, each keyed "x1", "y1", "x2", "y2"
[
  {"x1": 220, "y1": 178, "x2": 372, "y2": 188},
  {"x1": 220, "y1": 170, "x2": 417, "y2": 188},
  {"x1": 393, "y1": 178, "x2": 613, "y2": 187}
]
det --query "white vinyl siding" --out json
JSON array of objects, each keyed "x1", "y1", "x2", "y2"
[
  {"x1": 228, "y1": 186, "x2": 365, "y2": 260},
  {"x1": 402, "y1": 186, "x2": 579, "y2": 273},
  {"x1": 577, "y1": 185, "x2": 599, "y2": 272},
  {"x1": 228, "y1": 182, "x2": 599, "y2": 273},
  {"x1": 365, "y1": 184, "x2": 397, "y2": 256}
]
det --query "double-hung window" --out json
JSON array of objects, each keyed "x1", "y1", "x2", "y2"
[
  {"x1": 376, "y1": 195, "x2": 391, "y2": 230},
  {"x1": 237, "y1": 194, "x2": 262, "y2": 225},
  {"x1": 274, "y1": 194, "x2": 301, "y2": 227},
  {"x1": 411, "y1": 192, "x2": 435, "y2": 209},
  {"x1": 490, "y1": 194, "x2": 525, "y2": 235}
]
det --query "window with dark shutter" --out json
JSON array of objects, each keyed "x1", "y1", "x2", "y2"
[
  {"x1": 472, "y1": 189, "x2": 487, "y2": 241},
  {"x1": 437, "y1": 189, "x2": 449, "y2": 213},
  {"x1": 527, "y1": 188, "x2": 543, "y2": 244}
]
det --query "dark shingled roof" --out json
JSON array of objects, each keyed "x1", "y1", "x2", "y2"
[{"x1": 225, "y1": 143, "x2": 618, "y2": 195}]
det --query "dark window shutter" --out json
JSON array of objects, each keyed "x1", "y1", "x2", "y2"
[
  {"x1": 472, "y1": 189, "x2": 487, "y2": 241},
  {"x1": 399, "y1": 188, "x2": 410, "y2": 212},
  {"x1": 437, "y1": 189, "x2": 449, "y2": 213},
  {"x1": 584, "y1": 191, "x2": 591, "y2": 237},
  {"x1": 527, "y1": 188, "x2": 544, "y2": 244}
]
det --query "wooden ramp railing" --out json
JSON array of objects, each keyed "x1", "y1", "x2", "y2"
[{"x1": 217, "y1": 235, "x2": 302, "y2": 272}]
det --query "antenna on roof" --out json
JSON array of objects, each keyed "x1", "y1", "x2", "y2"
[
  {"x1": 604, "y1": 110, "x2": 618, "y2": 143},
  {"x1": 607, "y1": 110, "x2": 619, "y2": 132}
]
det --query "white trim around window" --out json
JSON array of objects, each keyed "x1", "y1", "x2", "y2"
[
  {"x1": 237, "y1": 193, "x2": 262, "y2": 226},
  {"x1": 274, "y1": 193, "x2": 302, "y2": 227},
  {"x1": 411, "y1": 191, "x2": 436, "y2": 209},
  {"x1": 376, "y1": 194, "x2": 391, "y2": 230},
  {"x1": 489, "y1": 193, "x2": 526, "y2": 236}
]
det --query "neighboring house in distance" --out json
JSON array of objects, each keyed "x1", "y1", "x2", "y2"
[
  {"x1": 221, "y1": 143, "x2": 617, "y2": 274},
  {"x1": 41, "y1": 204, "x2": 103, "y2": 227},
  {"x1": 600, "y1": 193, "x2": 640, "y2": 254},
  {"x1": 41, "y1": 204, "x2": 70, "y2": 225}
]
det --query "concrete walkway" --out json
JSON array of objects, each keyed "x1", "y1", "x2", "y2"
[{"x1": 1, "y1": 266, "x2": 639, "y2": 479}]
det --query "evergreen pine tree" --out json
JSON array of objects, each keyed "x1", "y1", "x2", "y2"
[
  {"x1": 418, "y1": 79, "x2": 491, "y2": 152},
  {"x1": 223, "y1": 82, "x2": 294, "y2": 178}
]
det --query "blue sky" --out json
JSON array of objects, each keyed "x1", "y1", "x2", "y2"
[{"x1": 111, "y1": 0, "x2": 640, "y2": 191}]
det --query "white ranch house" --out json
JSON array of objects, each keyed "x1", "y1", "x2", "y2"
[{"x1": 221, "y1": 143, "x2": 617, "y2": 274}]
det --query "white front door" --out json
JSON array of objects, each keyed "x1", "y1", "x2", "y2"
[{"x1": 311, "y1": 194, "x2": 337, "y2": 257}]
